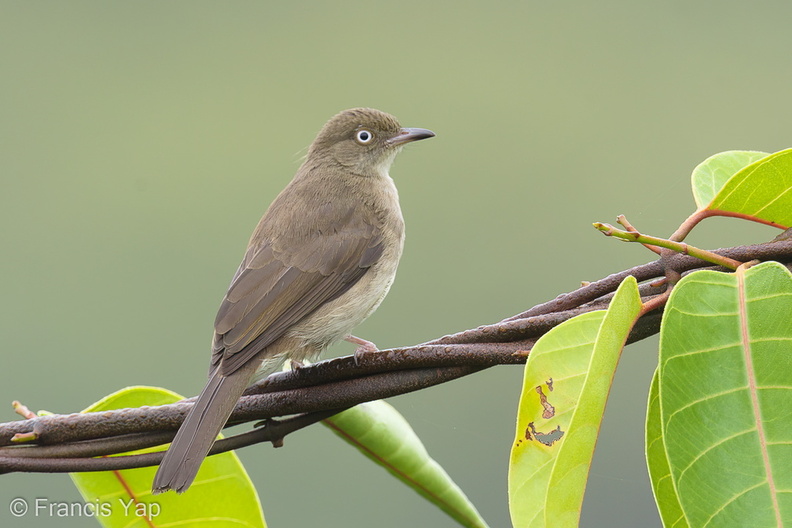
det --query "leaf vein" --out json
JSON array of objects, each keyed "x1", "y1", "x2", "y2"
[
  {"x1": 702, "y1": 481, "x2": 766, "y2": 528},
  {"x1": 664, "y1": 387, "x2": 746, "y2": 426},
  {"x1": 677, "y1": 428, "x2": 754, "y2": 484}
]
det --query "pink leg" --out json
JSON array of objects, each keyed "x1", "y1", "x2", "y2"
[{"x1": 345, "y1": 334, "x2": 379, "y2": 365}]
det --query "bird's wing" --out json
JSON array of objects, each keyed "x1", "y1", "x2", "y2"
[{"x1": 211, "y1": 203, "x2": 384, "y2": 375}]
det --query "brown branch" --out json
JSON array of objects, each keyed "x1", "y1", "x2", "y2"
[
  {"x1": 0, "y1": 409, "x2": 346, "y2": 473},
  {"x1": 0, "y1": 238, "x2": 789, "y2": 474}
]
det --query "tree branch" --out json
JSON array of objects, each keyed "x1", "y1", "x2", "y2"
[{"x1": 0, "y1": 238, "x2": 790, "y2": 474}]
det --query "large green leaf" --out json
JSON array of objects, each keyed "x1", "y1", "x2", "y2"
[
  {"x1": 70, "y1": 386, "x2": 266, "y2": 528},
  {"x1": 646, "y1": 369, "x2": 688, "y2": 528},
  {"x1": 509, "y1": 276, "x2": 642, "y2": 527},
  {"x1": 690, "y1": 150, "x2": 768, "y2": 209},
  {"x1": 658, "y1": 262, "x2": 792, "y2": 527},
  {"x1": 323, "y1": 401, "x2": 489, "y2": 528},
  {"x1": 706, "y1": 148, "x2": 792, "y2": 228}
]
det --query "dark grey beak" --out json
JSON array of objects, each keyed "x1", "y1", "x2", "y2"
[{"x1": 388, "y1": 127, "x2": 436, "y2": 146}]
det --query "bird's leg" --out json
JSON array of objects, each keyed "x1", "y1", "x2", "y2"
[
  {"x1": 345, "y1": 334, "x2": 379, "y2": 353},
  {"x1": 345, "y1": 334, "x2": 379, "y2": 366}
]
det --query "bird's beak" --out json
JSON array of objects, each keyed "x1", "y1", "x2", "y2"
[{"x1": 388, "y1": 127, "x2": 436, "y2": 146}]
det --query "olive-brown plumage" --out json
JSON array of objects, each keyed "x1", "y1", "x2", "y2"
[{"x1": 152, "y1": 108, "x2": 434, "y2": 493}]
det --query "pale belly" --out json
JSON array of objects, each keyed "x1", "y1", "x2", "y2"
[{"x1": 285, "y1": 237, "x2": 403, "y2": 352}]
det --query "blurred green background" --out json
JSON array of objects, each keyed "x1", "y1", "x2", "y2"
[{"x1": 2, "y1": 2, "x2": 790, "y2": 526}]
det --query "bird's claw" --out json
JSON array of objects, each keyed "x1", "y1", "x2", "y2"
[{"x1": 345, "y1": 335, "x2": 379, "y2": 366}]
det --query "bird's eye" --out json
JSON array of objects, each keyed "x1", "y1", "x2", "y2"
[{"x1": 355, "y1": 129, "x2": 373, "y2": 144}]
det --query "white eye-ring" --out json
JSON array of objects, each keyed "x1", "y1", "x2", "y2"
[{"x1": 355, "y1": 129, "x2": 374, "y2": 144}]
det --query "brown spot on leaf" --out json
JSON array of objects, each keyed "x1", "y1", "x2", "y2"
[
  {"x1": 526, "y1": 422, "x2": 565, "y2": 447},
  {"x1": 535, "y1": 385, "x2": 555, "y2": 419}
]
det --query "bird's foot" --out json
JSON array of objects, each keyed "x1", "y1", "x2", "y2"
[{"x1": 345, "y1": 335, "x2": 379, "y2": 366}]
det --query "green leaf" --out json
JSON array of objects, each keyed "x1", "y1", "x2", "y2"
[
  {"x1": 70, "y1": 386, "x2": 266, "y2": 528},
  {"x1": 690, "y1": 150, "x2": 768, "y2": 209},
  {"x1": 706, "y1": 148, "x2": 792, "y2": 228},
  {"x1": 323, "y1": 401, "x2": 490, "y2": 528},
  {"x1": 509, "y1": 276, "x2": 642, "y2": 528},
  {"x1": 508, "y1": 311, "x2": 603, "y2": 528},
  {"x1": 659, "y1": 262, "x2": 792, "y2": 527},
  {"x1": 646, "y1": 369, "x2": 689, "y2": 528}
]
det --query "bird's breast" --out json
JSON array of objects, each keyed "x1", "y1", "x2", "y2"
[{"x1": 285, "y1": 173, "x2": 405, "y2": 351}]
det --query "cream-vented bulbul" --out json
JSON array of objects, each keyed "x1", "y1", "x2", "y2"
[{"x1": 152, "y1": 108, "x2": 434, "y2": 493}]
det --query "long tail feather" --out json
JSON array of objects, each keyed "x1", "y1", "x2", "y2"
[{"x1": 152, "y1": 359, "x2": 260, "y2": 494}]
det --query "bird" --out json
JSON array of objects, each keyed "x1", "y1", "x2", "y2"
[{"x1": 152, "y1": 107, "x2": 435, "y2": 493}]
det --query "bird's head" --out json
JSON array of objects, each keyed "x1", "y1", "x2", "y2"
[{"x1": 308, "y1": 108, "x2": 434, "y2": 175}]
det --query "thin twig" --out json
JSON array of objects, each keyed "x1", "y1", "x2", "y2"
[
  {"x1": 617, "y1": 215, "x2": 662, "y2": 255},
  {"x1": 594, "y1": 222, "x2": 744, "y2": 269}
]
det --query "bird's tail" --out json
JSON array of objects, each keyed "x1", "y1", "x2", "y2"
[{"x1": 152, "y1": 359, "x2": 260, "y2": 494}]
